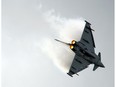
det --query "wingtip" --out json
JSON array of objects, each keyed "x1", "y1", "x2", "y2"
[
  {"x1": 54, "y1": 39, "x2": 57, "y2": 41},
  {"x1": 67, "y1": 73, "x2": 73, "y2": 77},
  {"x1": 85, "y1": 20, "x2": 91, "y2": 25}
]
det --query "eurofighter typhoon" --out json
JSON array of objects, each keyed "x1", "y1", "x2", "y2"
[{"x1": 55, "y1": 21, "x2": 105, "y2": 77}]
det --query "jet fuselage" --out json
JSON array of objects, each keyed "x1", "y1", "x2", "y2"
[{"x1": 70, "y1": 40, "x2": 104, "y2": 68}]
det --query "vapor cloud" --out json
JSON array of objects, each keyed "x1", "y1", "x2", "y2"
[{"x1": 39, "y1": 10, "x2": 85, "y2": 73}]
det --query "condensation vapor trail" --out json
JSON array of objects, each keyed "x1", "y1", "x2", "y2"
[{"x1": 39, "y1": 10, "x2": 86, "y2": 73}]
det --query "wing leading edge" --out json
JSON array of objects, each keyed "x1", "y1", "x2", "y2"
[
  {"x1": 80, "y1": 21, "x2": 95, "y2": 53},
  {"x1": 67, "y1": 54, "x2": 90, "y2": 77}
]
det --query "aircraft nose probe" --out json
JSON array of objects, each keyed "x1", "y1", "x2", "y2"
[
  {"x1": 55, "y1": 39, "x2": 75, "y2": 49},
  {"x1": 54, "y1": 39, "x2": 70, "y2": 45}
]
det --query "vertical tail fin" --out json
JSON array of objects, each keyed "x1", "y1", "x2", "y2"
[
  {"x1": 93, "y1": 65, "x2": 99, "y2": 71},
  {"x1": 98, "y1": 52, "x2": 101, "y2": 61},
  {"x1": 93, "y1": 52, "x2": 103, "y2": 71}
]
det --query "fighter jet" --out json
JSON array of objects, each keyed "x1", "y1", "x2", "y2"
[{"x1": 55, "y1": 20, "x2": 105, "y2": 77}]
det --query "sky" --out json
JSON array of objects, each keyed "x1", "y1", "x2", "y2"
[{"x1": 2, "y1": 0, "x2": 114, "y2": 87}]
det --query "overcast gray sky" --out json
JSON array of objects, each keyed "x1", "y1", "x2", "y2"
[{"x1": 2, "y1": 0, "x2": 114, "y2": 87}]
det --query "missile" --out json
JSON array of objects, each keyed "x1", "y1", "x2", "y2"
[
  {"x1": 91, "y1": 28, "x2": 95, "y2": 31},
  {"x1": 76, "y1": 73, "x2": 79, "y2": 76}
]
